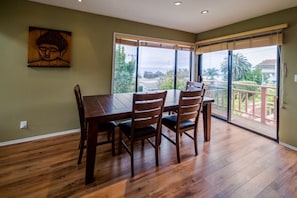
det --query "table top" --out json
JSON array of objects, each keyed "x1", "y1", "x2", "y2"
[{"x1": 83, "y1": 89, "x2": 214, "y2": 122}]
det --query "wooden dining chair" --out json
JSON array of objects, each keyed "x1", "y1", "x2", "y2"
[
  {"x1": 186, "y1": 81, "x2": 203, "y2": 91},
  {"x1": 168, "y1": 81, "x2": 203, "y2": 115},
  {"x1": 118, "y1": 91, "x2": 167, "y2": 177},
  {"x1": 74, "y1": 84, "x2": 116, "y2": 165},
  {"x1": 161, "y1": 87, "x2": 205, "y2": 163}
]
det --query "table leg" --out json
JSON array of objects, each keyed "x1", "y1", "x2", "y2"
[
  {"x1": 85, "y1": 120, "x2": 97, "y2": 184},
  {"x1": 202, "y1": 103, "x2": 212, "y2": 141}
]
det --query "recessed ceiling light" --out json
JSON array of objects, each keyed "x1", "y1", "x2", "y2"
[
  {"x1": 201, "y1": 10, "x2": 209, "y2": 14},
  {"x1": 78, "y1": 0, "x2": 82, "y2": 2},
  {"x1": 174, "y1": 1, "x2": 182, "y2": 6}
]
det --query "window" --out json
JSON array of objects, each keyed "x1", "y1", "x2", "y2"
[
  {"x1": 113, "y1": 34, "x2": 194, "y2": 93},
  {"x1": 176, "y1": 50, "x2": 192, "y2": 90},
  {"x1": 138, "y1": 47, "x2": 175, "y2": 92}
]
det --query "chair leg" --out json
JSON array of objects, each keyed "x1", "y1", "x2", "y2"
[
  {"x1": 118, "y1": 129, "x2": 122, "y2": 154},
  {"x1": 77, "y1": 140, "x2": 84, "y2": 165},
  {"x1": 78, "y1": 138, "x2": 82, "y2": 149},
  {"x1": 155, "y1": 137, "x2": 159, "y2": 166},
  {"x1": 78, "y1": 132, "x2": 86, "y2": 149},
  {"x1": 77, "y1": 131, "x2": 86, "y2": 165},
  {"x1": 194, "y1": 129, "x2": 198, "y2": 156},
  {"x1": 111, "y1": 128, "x2": 115, "y2": 156},
  {"x1": 131, "y1": 143, "x2": 134, "y2": 177},
  {"x1": 107, "y1": 131, "x2": 111, "y2": 141},
  {"x1": 176, "y1": 132, "x2": 181, "y2": 163},
  {"x1": 141, "y1": 140, "x2": 145, "y2": 147}
]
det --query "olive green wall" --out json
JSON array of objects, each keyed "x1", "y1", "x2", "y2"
[
  {"x1": 196, "y1": 7, "x2": 297, "y2": 148},
  {"x1": 0, "y1": 0, "x2": 195, "y2": 142}
]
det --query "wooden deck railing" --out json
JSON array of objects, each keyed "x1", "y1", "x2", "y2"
[{"x1": 204, "y1": 80, "x2": 277, "y2": 126}]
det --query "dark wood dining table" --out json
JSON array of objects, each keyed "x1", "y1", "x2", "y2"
[{"x1": 83, "y1": 89, "x2": 214, "y2": 184}]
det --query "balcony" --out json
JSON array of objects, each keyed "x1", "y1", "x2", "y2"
[{"x1": 204, "y1": 80, "x2": 277, "y2": 138}]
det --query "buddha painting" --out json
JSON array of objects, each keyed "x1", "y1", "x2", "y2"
[{"x1": 28, "y1": 27, "x2": 71, "y2": 67}]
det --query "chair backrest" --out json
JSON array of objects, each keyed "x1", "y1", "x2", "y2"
[
  {"x1": 131, "y1": 91, "x2": 167, "y2": 137},
  {"x1": 186, "y1": 81, "x2": 203, "y2": 91},
  {"x1": 177, "y1": 87, "x2": 205, "y2": 129},
  {"x1": 74, "y1": 84, "x2": 86, "y2": 133}
]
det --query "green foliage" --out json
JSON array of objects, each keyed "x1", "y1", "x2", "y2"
[
  {"x1": 159, "y1": 77, "x2": 185, "y2": 90},
  {"x1": 114, "y1": 46, "x2": 135, "y2": 93},
  {"x1": 177, "y1": 68, "x2": 190, "y2": 78},
  {"x1": 159, "y1": 69, "x2": 187, "y2": 90},
  {"x1": 203, "y1": 68, "x2": 219, "y2": 80},
  {"x1": 221, "y1": 53, "x2": 252, "y2": 81},
  {"x1": 245, "y1": 68, "x2": 269, "y2": 85}
]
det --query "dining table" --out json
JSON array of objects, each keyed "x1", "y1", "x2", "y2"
[{"x1": 83, "y1": 89, "x2": 214, "y2": 184}]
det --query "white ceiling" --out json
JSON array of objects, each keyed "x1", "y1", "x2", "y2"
[{"x1": 29, "y1": 0, "x2": 297, "y2": 33}]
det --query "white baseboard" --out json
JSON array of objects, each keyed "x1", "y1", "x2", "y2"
[
  {"x1": 279, "y1": 142, "x2": 297, "y2": 152},
  {"x1": 0, "y1": 128, "x2": 80, "y2": 147}
]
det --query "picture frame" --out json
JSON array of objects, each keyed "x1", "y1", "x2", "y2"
[{"x1": 27, "y1": 27, "x2": 71, "y2": 67}]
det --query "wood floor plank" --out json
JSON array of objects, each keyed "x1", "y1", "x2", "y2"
[{"x1": 0, "y1": 118, "x2": 297, "y2": 198}]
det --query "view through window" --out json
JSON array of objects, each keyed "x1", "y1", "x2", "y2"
[{"x1": 113, "y1": 43, "x2": 193, "y2": 93}]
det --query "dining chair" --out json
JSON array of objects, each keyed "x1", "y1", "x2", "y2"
[
  {"x1": 74, "y1": 84, "x2": 116, "y2": 165},
  {"x1": 118, "y1": 91, "x2": 167, "y2": 177},
  {"x1": 168, "y1": 81, "x2": 203, "y2": 115},
  {"x1": 186, "y1": 81, "x2": 203, "y2": 91},
  {"x1": 161, "y1": 86, "x2": 205, "y2": 163}
]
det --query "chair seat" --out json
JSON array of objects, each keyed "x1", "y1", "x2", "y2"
[
  {"x1": 119, "y1": 120, "x2": 157, "y2": 139},
  {"x1": 162, "y1": 115, "x2": 195, "y2": 130},
  {"x1": 98, "y1": 121, "x2": 117, "y2": 131}
]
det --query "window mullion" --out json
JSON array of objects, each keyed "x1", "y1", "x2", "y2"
[
  {"x1": 135, "y1": 46, "x2": 140, "y2": 92},
  {"x1": 227, "y1": 50, "x2": 233, "y2": 122},
  {"x1": 174, "y1": 50, "x2": 178, "y2": 89}
]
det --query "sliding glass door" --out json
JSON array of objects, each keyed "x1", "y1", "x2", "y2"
[
  {"x1": 200, "y1": 46, "x2": 279, "y2": 139},
  {"x1": 230, "y1": 46, "x2": 278, "y2": 139}
]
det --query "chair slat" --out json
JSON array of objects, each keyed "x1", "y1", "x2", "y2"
[
  {"x1": 180, "y1": 113, "x2": 198, "y2": 121},
  {"x1": 134, "y1": 108, "x2": 162, "y2": 120},
  {"x1": 135, "y1": 100, "x2": 164, "y2": 111},
  {"x1": 134, "y1": 117, "x2": 159, "y2": 128},
  {"x1": 180, "y1": 105, "x2": 200, "y2": 114}
]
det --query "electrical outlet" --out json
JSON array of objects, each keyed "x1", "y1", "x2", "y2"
[{"x1": 20, "y1": 121, "x2": 27, "y2": 129}]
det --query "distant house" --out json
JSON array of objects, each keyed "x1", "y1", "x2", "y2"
[{"x1": 255, "y1": 59, "x2": 276, "y2": 83}]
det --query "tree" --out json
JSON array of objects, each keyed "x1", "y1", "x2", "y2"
[
  {"x1": 220, "y1": 53, "x2": 252, "y2": 81},
  {"x1": 245, "y1": 68, "x2": 268, "y2": 85},
  {"x1": 114, "y1": 46, "x2": 135, "y2": 93},
  {"x1": 203, "y1": 68, "x2": 219, "y2": 80},
  {"x1": 159, "y1": 69, "x2": 188, "y2": 90}
]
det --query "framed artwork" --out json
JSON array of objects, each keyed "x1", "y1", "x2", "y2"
[{"x1": 27, "y1": 27, "x2": 71, "y2": 67}]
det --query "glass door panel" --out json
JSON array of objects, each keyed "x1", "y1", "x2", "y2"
[
  {"x1": 231, "y1": 46, "x2": 278, "y2": 139},
  {"x1": 201, "y1": 50, "x2": 228, "y2": 120}
]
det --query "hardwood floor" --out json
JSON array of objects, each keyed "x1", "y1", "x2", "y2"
[{"x1": 0, "y1": 118, "x2": 296, "y2": 198}]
